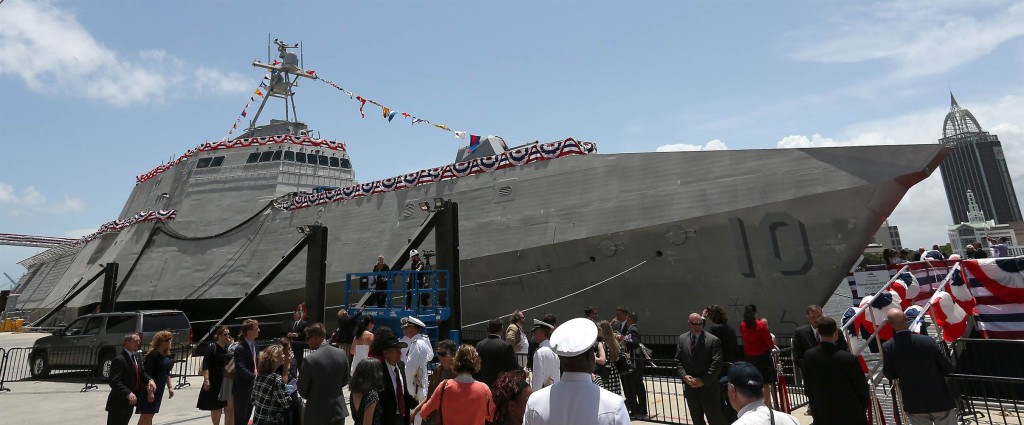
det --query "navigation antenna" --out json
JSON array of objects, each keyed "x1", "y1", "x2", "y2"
[{"x1": 248, "y1": 39, "x2": 316, "y2": 132}]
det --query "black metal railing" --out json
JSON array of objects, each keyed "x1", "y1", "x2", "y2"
[{"x1": 950, "y1": 374, "x2": 1024, "y2": 425}]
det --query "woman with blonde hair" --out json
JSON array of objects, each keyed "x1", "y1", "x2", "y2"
[
  {"x1": 136, "y1": 330, "x2": 175, "y2": 425},
  {"x1": 250, "y1": 345, "x2": 292, "y2": 425},
  {"x1": 594, "y1": 320, "x2": 623, "y2": 396},
  {"x1": 415, "y1": 344, "x2": 494, "y2": 424}
]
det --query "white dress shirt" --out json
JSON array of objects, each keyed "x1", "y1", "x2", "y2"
[
  {"x1": 733, "y1": 401, "x2": 800, "y2": 425},
  {"x1": 531, "y1": 339, "x2": 560, "y2": 389},
  {"x1": 386, "y1": 362, "x2": 403, "y2": 414},
  {"x1": 400, "y1": 333, "x2": 433, "y2": 400},
  {"x1": 523, "y1": 372, "x2": 630, "y2": 425}
]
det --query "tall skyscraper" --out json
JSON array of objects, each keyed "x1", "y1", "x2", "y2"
[{"x1": 938, "y1": 93, "x2": 1022, "y2": 224}]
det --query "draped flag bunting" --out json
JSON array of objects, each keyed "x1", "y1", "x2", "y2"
[
  {"x1": 890, "y1": 272, "x2": 921, "y2": 309},
  {"x1": 931, "y1": 291, "x2": 968, "y2": 342},
  {"x1": 136, "y1": 134, "x2": 346, "y2": 184},
  {"x1": 844, "y1": 259, "x2": 1024, "y2": 340},
  {"x1": 947, "y1": 263, "x2": 977, "y2": 315},
  {"x1": 274, "y1": 138, "x2": 596, "y2": 211},
  {"x1": 316, "y1": 75, "x2": 486, "y2": 146},
  {"x1": 962, "y1": 257, "x2": 1024, "y2": 303},
  {"x1": 224, "y1": 73, "x2": 272, "y2": 139}
]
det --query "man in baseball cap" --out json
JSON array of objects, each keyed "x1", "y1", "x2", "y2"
[
  {"x1": 523, "y1": 318, "x2": 630, "y2": 424},
  {"x1": 723, "y1": 362, "x2": 799, "y2": 424}
]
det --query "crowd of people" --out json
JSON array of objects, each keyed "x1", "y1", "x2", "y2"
[{"x1": 103, "y1": 299, "x2": 959, "y2": 425}]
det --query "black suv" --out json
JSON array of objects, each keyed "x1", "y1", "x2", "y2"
[{"x1": 29, "y1": 310, "x2": 191, "y2": 379}]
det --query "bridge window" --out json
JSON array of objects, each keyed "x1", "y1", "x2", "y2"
[
  {"x1": 196, "y1": 158, "x2": 212, "y2": 168},
  {"x1": 272, "y1": 150, "x2": 283, "y2": 161},
  {"x1": 284, "y1": 151, "x2": 294, "y2": 162},
  {"x1": 318, "y1": 155, "x2": 329, "y2": 166},
  {"x1": 258, "y1": 151, "x2": 274, "y2": 162},
  {"x1": 307, "y1": 154, "x2": 318, "y2": 165},
  {"x1": 341, "y1": 158, "x2": 351, "y2": 168},
  {"x1": 296, "y1": 152, "x2": 306, "y2": 163},
  {"x1": 330, "y1": 157, "x2": 340, "y2": 168},
  {"x1": 211, "y1": 156, "x2": 224, "y2": 167},
  {"x1": 246, "y1": 152, "x2": 260, "y2": 164}
]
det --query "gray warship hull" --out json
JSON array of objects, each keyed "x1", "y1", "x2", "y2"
[{"x1": 14, "y1": 143, "x2": 948, "y2": 335}]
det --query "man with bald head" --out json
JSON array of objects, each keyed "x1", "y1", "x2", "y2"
[
  {"x1": 676, "y1": 312, "x2": 727, "y2": 425},
  {"x1": 882, "y1": 309, "x2": 958, "y2": 424}
]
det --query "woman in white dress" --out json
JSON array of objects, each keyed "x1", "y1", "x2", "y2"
[{"x1": 350, "y1": 315, "x2": 375, "y2": 373}]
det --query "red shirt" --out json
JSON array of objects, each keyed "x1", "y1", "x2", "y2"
[{"x1": 740, "y1": 319, "x2": 774, "y2": 356}]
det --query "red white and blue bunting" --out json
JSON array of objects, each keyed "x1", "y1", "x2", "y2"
[
  {"x1": 136, "y1": 135, "x2": 346, "y2": 185},
  {"x1": 75, "y1": 210, "x2": 178, "y2": 245},
  {"x1": 962, "y1": 257, "x2": 1024, "y2": 304},
  {"x1": 274, "y1": 138, "x2": 597, "y2": 211}
]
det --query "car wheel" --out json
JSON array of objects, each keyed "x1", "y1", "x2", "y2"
[
  {"x1": 98, "y1": 350, "x2": 115, "y2": 381},
  {"x1": 30, "y1": 351, "x2": 50, "y2": 379}
]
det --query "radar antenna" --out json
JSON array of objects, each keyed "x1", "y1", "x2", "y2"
[{"x1": 248, "y1": 39, "x2": 316, "y2": 132}]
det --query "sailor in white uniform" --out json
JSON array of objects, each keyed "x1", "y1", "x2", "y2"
[
  {"x1": 399, "y1": 316, "x2": 434, "y2": 411},
  {"x1": 724, "y1": 361, "x2": 799, "y2": 425},
  {"x1": 523, "y1": 318, "x2": 630, "y2": 425},
  {"x1": 530, "y1": 319, "x2": 560, "y2": 389}
]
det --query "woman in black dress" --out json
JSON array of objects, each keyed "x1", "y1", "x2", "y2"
[
  {"x1": 349, "y1": 357, "x2": 384, "y2": 425},
  {"x1": 198, "y1": 325, "x2": 232, "y2": 424}
]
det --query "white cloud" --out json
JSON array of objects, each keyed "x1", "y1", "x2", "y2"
[
  {"x1": 0, "y1": 1, "x2": 249, "y2": 107},
  {"x1": 776, "y1": 94, "x2": 1024, "y2": 250},
  {"x1": 0, "y1": 183, "x2": 85, "y2": 215},
  {"x1": 196, "y1": 67, "x2": 251, "y2": 95},
  {"x1": 657, "y1": 139, "x2": 728, "y2": 152},
  {"x1": 791, "y1": 1, "x2": 1024, "y2": 79}
]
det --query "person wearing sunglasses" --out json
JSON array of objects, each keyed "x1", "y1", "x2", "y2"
[
  {"x1": 676, "y1": 312, "x2": 727, "y2": 425},
  {"x1": 427, "y1": 340, "x2": 458, "y2": 399}
]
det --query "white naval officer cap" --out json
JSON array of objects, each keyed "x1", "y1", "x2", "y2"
[
  {"x1": 532, "y1": 318, "x2": 555, "y2": 331},
  {"x1": 550, "y1": 318, "x2": 598, "y2": 357},
  {"x1": 401, "y1": 316, "x2": 426, "y2": 328}
]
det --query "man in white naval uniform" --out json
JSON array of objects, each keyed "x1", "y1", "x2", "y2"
[
  {"x1": 400, "y1": 316, "x2": 433, "y2": 425},
  {"x1": 523, "y1": 318, "x2": 630, "y2": 425},
  {"x1": 530, "y1": 317, "x2": 560, "y2": 389},
  {"x1": 724, "y1": 362, "x2": 799, "y2": 425}
]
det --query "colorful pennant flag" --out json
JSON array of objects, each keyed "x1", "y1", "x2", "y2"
[{"x1": 469, "y1": 135, "x2": 481, "y2": 153}]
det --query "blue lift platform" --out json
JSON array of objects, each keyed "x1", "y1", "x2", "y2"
[{"x1": 344, "y1": 270, "x2": 457, "y2": 346}]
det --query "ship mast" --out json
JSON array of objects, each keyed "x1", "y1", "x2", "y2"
[{"x1": 248, "y1": 39, "x2": 316, "y2": 132}]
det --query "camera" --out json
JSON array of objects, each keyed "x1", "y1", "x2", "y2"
[{"x1": 422, "y1": 250, "x2": 436, "y2": 257}]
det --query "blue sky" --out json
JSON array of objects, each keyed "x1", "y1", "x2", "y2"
[{"x1": 2, "y1": 0, "x2": 1024, "y2": 285}]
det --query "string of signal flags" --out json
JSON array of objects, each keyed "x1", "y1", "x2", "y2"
[{"x1": 222, "y1": 67, "x2": 487, "y2": 153}]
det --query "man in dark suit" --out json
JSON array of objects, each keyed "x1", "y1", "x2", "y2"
[
  {"x1": 677, "y1": 312, "x2": 728, "y2": 425},
  {"x1": 703, "y1": 304, "x2": 738, "y2": 423},
  {"x1": 286, "y1": 309, "x2": 308, "y2": 364},
  {"x1": 882, "y1": 309, "x2": 958, "y2": 425},
  {"x1": 793, "y1": 304, "x2": 849, "y2": 419},
  {"x1": 804, "y1": 316, "x2": 869, "y2": 425},
  {"x1": 793, "y1": 305, "x2": 849, "y2": 371},
  {"x1": 621, "y1": 311, "x2": 649, "y2": 419},
  {"x1": 378, "y1": 333, "x2": 418, "y2": 425},
  {"x1": 232, "y1": 319, "x2": 260, "y2": 425},
  {"x1": 298, "y1": 323, "x2": 350, "y2": 425},
  {"x1": 107, "y1": 333, "x2": 156, "y2": 425},
  {"x1": 476, "y1": 318, "x2": 520, "y2": 388}
]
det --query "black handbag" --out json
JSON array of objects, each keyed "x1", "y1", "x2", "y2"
[{"x1": 424, "y1": 379, "x2": 448, "y2": 425}]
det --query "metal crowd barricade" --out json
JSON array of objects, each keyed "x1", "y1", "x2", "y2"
[
  {"x1": 639, "y1": 357, "x2": 691, "y2": 424},
  {"x1": 770, "y1": 346, "x2": 811, "y2": 413},
  {"x1": 172, "y1": 342, "x2": 203, "y2": 390}
]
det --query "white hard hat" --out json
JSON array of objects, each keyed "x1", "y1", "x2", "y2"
[{"x1": 409, "y1": 249, "x2": 419, "y2": 257}]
